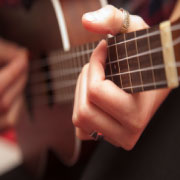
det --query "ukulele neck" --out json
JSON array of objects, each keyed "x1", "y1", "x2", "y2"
[{"x1": 28, "y1": 19, "x2": 180, "y2": 106}]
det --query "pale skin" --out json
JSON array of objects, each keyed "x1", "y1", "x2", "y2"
[
  {"x1": 72, "y1": 5, "x2": 171, "y2": 150},
  {"x1": 0, "y1": 38, "x2": 28, "y2": 128}
]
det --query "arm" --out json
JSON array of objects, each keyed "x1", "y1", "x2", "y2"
[{"x1": 72, "y1": 5, "x2": 171, "y2": 150}]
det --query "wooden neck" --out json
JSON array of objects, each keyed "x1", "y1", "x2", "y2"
[{"x1": 27, "y1": 19, "x2": 180, "y2": 106}]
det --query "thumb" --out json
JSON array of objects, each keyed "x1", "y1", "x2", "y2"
[{"x1": 82, "y1": 5, "x2": 149, "y2": 35}]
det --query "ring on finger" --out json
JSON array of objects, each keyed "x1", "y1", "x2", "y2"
[
  {"x1": 89, "y1": 131, "x2": 104, "y2": 141},
  {"x1": 119, "y1": 8, "x2": 130, "y2": 33}
]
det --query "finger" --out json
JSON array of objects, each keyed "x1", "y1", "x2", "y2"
[
  {"x1": 82, "y1": 5, "x2": 149, "y2": 35},
  {"x1": 88, "y1": 76, "x2": 141, "y2": 132},
  {"x1": 72, "y1": 64, "x2": 93, "y2": 141},
  {"x1": 88, "y1": 40, "x2": 107, "y2": 83},
  {"x1": 0, "y1": 71, "x2": 27, "y2": 114},
  {"x1": 88, "y1": 40, "x2": 140, "y2": 131},
  {"x1": 0, "y1": 39, "x2": 21, "y2": 62},
  {"x1": 0, "y1": 49, "x2": 28, "y2": 97},
  {"x1": 73, "y1": 64, "x2": 93, "y2": 134},
  {"x1": 72, "y1": 72, "x2": 82, "y2": 121},
  {"x1": 74, "y1": 92, "x2": 139, "y2": 149},
  {"x1": 73, "y1": 61, "x2": 135, "y2": 148},
  {"x1": 0, "y1": 95, "x2": 23, "y2": 128}
]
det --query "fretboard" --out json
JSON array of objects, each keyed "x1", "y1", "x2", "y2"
[{"x1": 27, "y1": 19, "x2": 180, "y2": 106}]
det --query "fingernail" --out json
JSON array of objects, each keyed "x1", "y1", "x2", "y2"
[{"x1": 84, "y1": 13, "x2": 96, "y2": 22}]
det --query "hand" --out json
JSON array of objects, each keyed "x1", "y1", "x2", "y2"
[
  {"x1": 72, "y1": 5, "x2": 170, "y2": 150},
  {"x1": 0, "y1": 38, "x2": 28, "y2": 128}
]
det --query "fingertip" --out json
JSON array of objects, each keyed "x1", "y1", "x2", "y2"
[
  {"x1": 82, "y1": 13, "x2": 108, "y2": 34},
  {"x1": 97, "y1": 39, "x2": 107, "y2": 50},
  {"x1": 91, "y1": 40, "x2": 107, "y2": 64}
]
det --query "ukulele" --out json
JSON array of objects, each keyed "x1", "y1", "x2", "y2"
[{"x1": 0, "y1": 0, "x2": 180, "y2": 175}]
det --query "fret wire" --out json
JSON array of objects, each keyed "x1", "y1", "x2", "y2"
[
  {"x1": 115, "y1": 36, "x2": 123, "y2": 88},
  {"x1": 147, "y1": 28, "x2": 156, "y2": 89},
  {"x1": 92, "y1": 41, "x2": 95, "y2": 51},
  {"x1": 72, "y1": 47, "x2": 78, "y2": 79},
  {"x1": 76, "y1": 46, "x2": 81, "y2": 69},
  {"x1": 86, "y1": 43, "x2": 90, "y2": 61},
  {"x1": 134, "y1": 31, "x2": 144, "y2": 91},
  {"x1": 31, "y1": 30, "x2": 159, "y2": 71},
  {"x1": 32, "y1": 37, "x2": 176, "y2": 74},
  {"x1": 108, "y1": 29, "x2": 160, "y2": 48},
  {"x1": 84, "y1": 44, "x2": 88, "y2": 64},
  {"x1": 124, "y1": 34, "x2": 133, "y2": 93},
  {"x1": 78, "y1": 45, "x2": 84, "y2": 69},
  {"x1": 83, "y1": 44, "x2": 88, "y2": 64},
  {"x1": 106, "y1": 46, "x2": 162, "y2": 65},
  {"x1": 59, "y1": 51, "x2": 65, "y2": 98},
  {"x1": 30, "y1": 28, "x2": 161, "y2": 71},
  {"x1": 80, "y1": 45, "x2": 85, "y2": 66},
  {"x1": 107, "y1": 37, "x2": 114, "y2": 81},
  {"x1": 76, "y1": 46, "x2": 82, "y2": 76},
  {"x1": 56, "y1": 52, "x2": 61, "y2": 90}
]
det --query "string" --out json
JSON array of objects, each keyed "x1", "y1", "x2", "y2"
[
  {"x1": 28, "y1": 36, "x2": 180, "y2": 86},
  {"x1": 29, "y1": 23, "x2": 180, "y2": 71},
  {"x1": 106, "y1": 64, "x2": 165, "y2": 78},
  {"x1": 31, "y1": 44, "x2": 94, "y2": 71},
  {"x1": 30, "y1": 66, "x2": 81, "y2": 84},
  {"x1": 28, "y1": 76, "x2": 180, "y2": 106},
  {"x1": 31, "y1": 79, "x2": 77, "y2": 94},
  {"x1": 28, "y1": 62, "x2": 180, "y2": 98},
  {"x1": 30, "y1": 29, "x2": 160, "y2": 70}
]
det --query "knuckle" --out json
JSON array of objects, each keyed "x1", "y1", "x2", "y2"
[
  {"x1": 88, "y1": 82, "x2": 99, "y2": 101},
  {"x1": 133, "y1": 15, "x2": 147, "y2": 28},
  {"x1": 72, "y1": 116, "x2": 82, "y2": 128},
  {"x1": 130, "y1": 119, "x2": 145, "y2": 133},
  {"x1": 124, "y1": 141, "x2": 135, "y2": 151},
  {"x1": 122, "y1": 139, "x2": 136, "y2": 151},
  {"x1": 112, "y1": 139, "x2": 136, "y2": 150},
  {"x1": 73, "y1": 105, "x2": 90, "y2": 127},
  {"x1": 78, "y1": 105, "x2": 90, "y2": 122},
  {"x1": 105, "y1": 5, "x2": 118, "y2": 34},
  {"x1": 126, "y1": 115, "x2": 145, "y2": 133}
]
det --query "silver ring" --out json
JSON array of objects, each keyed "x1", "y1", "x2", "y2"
[
  {"x1": 89, "y1": 131, "x2": 104, "y2": 141},
  {"x1": 119, "y1": 8, "x2": 130, "y2": 33}
]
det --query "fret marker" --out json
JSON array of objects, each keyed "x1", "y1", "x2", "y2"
[{"x1": 160, "y1": 21, "x2": 179, "y2": 88}]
